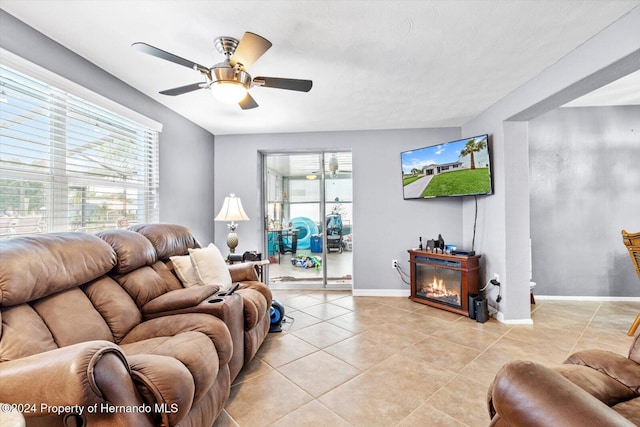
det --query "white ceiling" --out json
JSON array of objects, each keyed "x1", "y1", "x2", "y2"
[
  {"x1": 562, "y1": 69, "x2": 640, "y2": 107},
  {"x1": 2, "y1": 1, "x2": 639, "y2": 136}
]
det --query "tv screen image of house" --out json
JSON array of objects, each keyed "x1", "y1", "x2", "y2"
[{"x1": 401, "y1": 134, "x2": 492, "y2": 199}]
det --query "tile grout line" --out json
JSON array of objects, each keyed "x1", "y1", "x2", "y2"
[
  {"x1": 388, "y1": 316, "x2": 516, "y2": 427},
  {"x1": 222, "y1": 295, "x2": 637, "y2": 426},
  {"x1": 567, "y1": 301, "x2": 602, "y2": 356}
]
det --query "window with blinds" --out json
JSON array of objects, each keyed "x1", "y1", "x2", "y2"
[{"x1": 0, "y1": 64, "x2": 159, "y2": 237}]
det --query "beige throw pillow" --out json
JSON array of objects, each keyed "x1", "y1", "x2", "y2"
[
  {"x1": 189, "y1": 243, "x2": 233, "y2": 291},
  {"x1": 170, "y1": 255, "x2": 202, "y2": 287}
]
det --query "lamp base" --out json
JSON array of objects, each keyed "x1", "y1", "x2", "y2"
[{"x1": 226, "y1": 231, "x2": 239, "y2": 254}]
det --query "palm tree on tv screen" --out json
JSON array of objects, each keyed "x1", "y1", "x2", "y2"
[{"x1": 460, "y1": 137, "x2": 487, "y2": 170}]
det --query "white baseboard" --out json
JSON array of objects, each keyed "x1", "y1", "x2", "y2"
[
  {"x1": 535, "y1": 295, "x2": 640, "y2": 302},
  {"x1": 492, "y1": 295, "x2": 640, "y2": 325},
  {"x1": 495, "y1": 311, "x2": 534, "y2": 324},
  {"x1": 352, "y1": 289, "x2": 411, "y2": 297}
]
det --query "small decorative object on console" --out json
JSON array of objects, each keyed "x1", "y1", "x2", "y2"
[
  {"x1": 227, "y1": 253, "x2": 243, "y2": 263},
  {"x1": 242, "y1": 251, "x2": 262, "y2": 261},
  {"x1": 426, "y1": 234, "x2": 446, "y2": 253}
]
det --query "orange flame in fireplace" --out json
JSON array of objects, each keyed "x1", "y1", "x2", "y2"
[{"x1": 423, "y1": 276, "x2": 460, "y2": 302}]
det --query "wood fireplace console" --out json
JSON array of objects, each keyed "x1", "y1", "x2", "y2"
[{"x1": 408, "y1": 250, "x2": 481, "y2": 316}]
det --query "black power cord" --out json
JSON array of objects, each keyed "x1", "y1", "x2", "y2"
[
  {"x1": 394, "y1": 262, "x2": 411, "y2": 285},
  {"x1": 480, "y1": 278, "x2": 502, "y2": 303},
  {"x1": 472, "y1": 195, "x2": 478, "y2": 252},
  {"x1": 490, "y1": 278, "x2": 502, "y2": 303}
]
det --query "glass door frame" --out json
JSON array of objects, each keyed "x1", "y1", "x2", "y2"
[{"x1": 260, "y1": 149, "x2": 352, "y2": 288}]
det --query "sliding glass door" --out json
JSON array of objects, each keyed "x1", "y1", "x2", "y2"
[
  {"x1": 263, "y1": 151, "x2": 352, "y2": 288},
  {"x1": 323, "y1": 153, "x2": 353, "y2": 286}
]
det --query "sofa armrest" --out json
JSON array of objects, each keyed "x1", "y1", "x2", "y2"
[
  {"x1": 142, "y1": 285, "x2": 219, "y2": 315},
  {"x1": 553, "y1": 364, "x2": 637, "y2": 407},
  {"x1": 0, "y1": 341, "x2": 123, "y2": 408},
  {"x1": 489, "y1": 360, "x2": 635, "y2": 427},
  {"x1": 121, "y1": 313, "x2": 233, "y2": 366},
  {"x1": 0, "y1": 341, "x2": 152, "y2": 426},
  {"x1": 229, "y1": 262, "x2": 259, "y2": 282},
  {"x1": 139, "y1": 294, "x2": 245, "y2": 382},
  {"x1": 565, "y1": 349, "x2": 640, "y2": 394},
  {"x1": 126, "y1": 354, "x2": 195, "y2": 427}
]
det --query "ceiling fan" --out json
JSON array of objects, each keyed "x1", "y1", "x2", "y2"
[
  {"x1": 132, "y1": 32, "x2": 312, "y2": 109},
  {"x1": 307, "y1": 154, "x2": 352, "y2": 179},
  {"x1": 328, "y1": 154, "x2": 352, "y2": 178}
]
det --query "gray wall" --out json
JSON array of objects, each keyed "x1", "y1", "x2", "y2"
[
  {"x1": 0, "y1": 10, "x2": 216, "y2": 242},
  {"x1": 214, "y1": 128, "x2": 462, "y2": 293},
  {"x1": 529, "y1": 106, "x2": 640, "y2": 296},
  {"x1": 462, "y1": 7, "x2": 640, "y2": 321}
]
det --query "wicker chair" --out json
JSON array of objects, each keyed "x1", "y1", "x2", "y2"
[{"x1": 622, "y1": 229, "x2": 640, "y2": 336}]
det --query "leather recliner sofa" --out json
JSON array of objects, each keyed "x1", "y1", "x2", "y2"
[
  {"x1": 121, "y1": 223, "x2": 273, "y2": 380},
  {"x1": 0, "y1": 232, "x2": 233, "y2": 427},
  {"x1": 488, "y1": 333, "x2": 640, "y2": 426}
]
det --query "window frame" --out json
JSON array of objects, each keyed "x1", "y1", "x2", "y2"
[{"x1": 0, "y1": 49, "x2": 162, "y2": 235}]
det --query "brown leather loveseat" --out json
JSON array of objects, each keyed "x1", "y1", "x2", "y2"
[
  {"x1": 488, "y1": 333, "x2": 640, "y2": 426},
  {"x1": 118, "y1": 223, "x2": 272, "y2": 380},
  {"x1": 0, "y1": 232, "x2": 233, "y2": 426}
]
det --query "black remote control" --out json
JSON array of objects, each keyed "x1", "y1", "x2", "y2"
[{"x1": 224, "y1": 283, "x2": 240, "y2": 296}]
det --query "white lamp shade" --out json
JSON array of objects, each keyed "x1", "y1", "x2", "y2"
[{"x1": 215, "y1": 194, "x2": 250, "y2": 222}]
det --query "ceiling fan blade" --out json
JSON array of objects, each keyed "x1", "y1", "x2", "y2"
[
  {"x1": 230, "y1": 32, "x2": 272, "y2": 69},
  {"x1": 239, "y1": 93, "x2": 259, "y2": 110},
  {"x1": 159, "y1": 82, "x2": 206, "y2": 96},
  {"x1": 132, "y1": 42, "x2": 209, "y2": 73},
  {"x1": 254, "y1": 77, "x2": 313, "y2": 92}
]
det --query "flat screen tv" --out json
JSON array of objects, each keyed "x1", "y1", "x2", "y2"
[{"x1": 401, "y1": 134, "x2": 492, "y2": 199}]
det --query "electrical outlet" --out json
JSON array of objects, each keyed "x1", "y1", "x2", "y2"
[
  {"x1": 392, "y1": 259, "x2": 398, "y2": 269},
  {"x1": 493, "y1": 273, "x2": 500, "y2": 283}
]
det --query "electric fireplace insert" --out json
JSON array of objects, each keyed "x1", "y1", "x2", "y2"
[{"x1": 408, "y1": 250, "x2": 481, "y2": 316}]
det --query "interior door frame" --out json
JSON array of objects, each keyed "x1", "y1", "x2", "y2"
[{"x1": 260, "y1": 149, "x2": 352, "y2": 288}]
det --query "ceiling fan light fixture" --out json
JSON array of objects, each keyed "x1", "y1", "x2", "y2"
[
  {"x1": 210, "y1": 81, "x2": 248, "y2": 104},
  {"x1": 209, "y1": 66, "x2": 252, "y2": 104}
]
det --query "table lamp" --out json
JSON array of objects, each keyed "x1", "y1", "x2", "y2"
[{"x1": 215, "y1": 193, "x2": 250, "y2": 253}]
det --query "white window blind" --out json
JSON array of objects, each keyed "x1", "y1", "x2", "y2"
[{"x1": 0, "y1": 63, "x2": 159, "y2": 237}]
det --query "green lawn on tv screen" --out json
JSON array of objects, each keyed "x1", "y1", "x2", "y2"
[
  {"x1": 403, "y1": 175, "x2": 422, "y2": 186},
  {"x1": 421, "y1": 168, "x2": 491, "y2": 197}
]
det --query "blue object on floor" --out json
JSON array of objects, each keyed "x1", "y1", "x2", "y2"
[
  {"x1": 310, "y1": 234, "x2": 322, "y2": 253},
  {"x1": 291, "y1": 254, "x2": 322, "y2": 270},
  {"x1": 270, "y1": 300, "x2": 285, "y2": 333}
]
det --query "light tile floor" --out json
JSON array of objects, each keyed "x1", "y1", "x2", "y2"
[{"x1": 214, "y1": 290, "x2": 639, "y2": 426}]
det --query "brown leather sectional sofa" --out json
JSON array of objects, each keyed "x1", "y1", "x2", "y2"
[
  {"x1": 0, "y1": 224, "x2": 272, "y2": 426},
  {"x1": 488, "y1": 333, "x2": 640, "y2": 426}
]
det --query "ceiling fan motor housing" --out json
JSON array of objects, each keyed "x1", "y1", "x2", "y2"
[
  {"x1": 212, "y1": 37, "x2": 251, "y2": 89},
  {"x1": 214, "y1": 36, "x2": 239, "y2": 58},
  {"x1": 211, "y1": 66, "x2": 252, "y2": 87}
]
